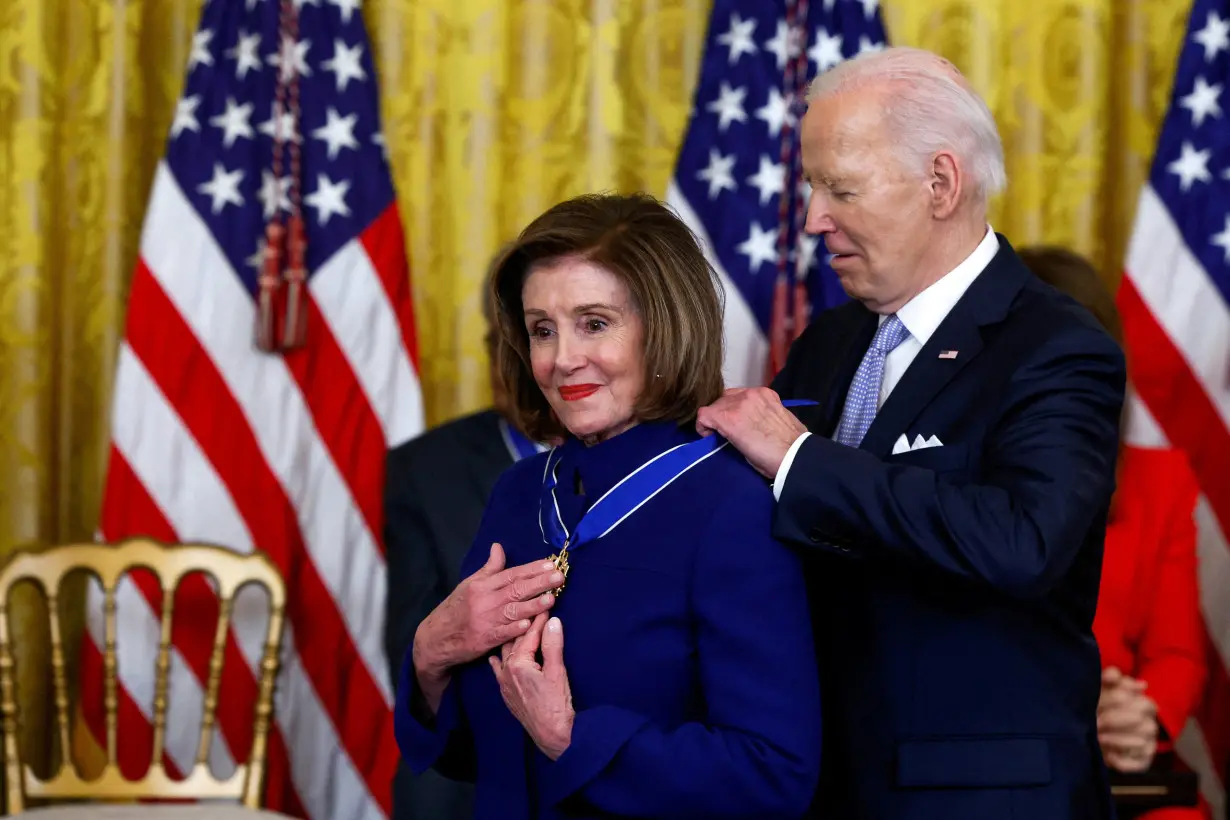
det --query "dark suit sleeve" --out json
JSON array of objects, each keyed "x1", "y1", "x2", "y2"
[
  {"x1": 393, "y1": 638, "x2": 477, "y2": 782},
  {"x1": 541, "y1": 483, "x2": 822, "y2": 818},
  {"x1": 384, "y1": 448, "x2": 448, "y2": 687},
  {"x1": 393, "y1": 501, "x2": 503, "y2": 784},
  {"x1": 775, "y1": 323, "x2": 1125, "y2": 599},
  {"x1": 769, "y1": 317, "x2": 817, "y2": 396}
]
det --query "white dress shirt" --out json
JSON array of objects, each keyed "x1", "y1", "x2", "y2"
[{"x1": 773, "y1": 226, "x2": 1001, "y2": 500}]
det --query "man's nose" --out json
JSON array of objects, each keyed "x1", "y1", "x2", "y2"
[{"x1": 804, "y1": 193, "x2": 836, "y2": 235}]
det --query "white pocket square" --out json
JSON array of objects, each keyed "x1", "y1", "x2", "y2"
[{"x1": 892, "y1": 433, "x2": 944, "y2": 454}]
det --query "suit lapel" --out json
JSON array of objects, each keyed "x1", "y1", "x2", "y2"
[
  {"x1": 858, "y1": 304, "x2": 983, "y2": 457},
  {"x1": 855, "y1": 236, "x2": 1032, "y2": 458}
]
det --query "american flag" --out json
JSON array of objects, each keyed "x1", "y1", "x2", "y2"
[
  {"x1": 666, "y1": 0, "x2": 887, "y2": 387},
  {"x1": 1117, "y1": 0, "x2": 1230, "y2": 814},
  {"x1": 79, "y1": 0, "x2": 422, "y2": 817}
]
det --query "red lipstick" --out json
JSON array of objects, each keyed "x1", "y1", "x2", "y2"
[{"x1": 559, "y1": 384, "x2": 601, "y2": 401}]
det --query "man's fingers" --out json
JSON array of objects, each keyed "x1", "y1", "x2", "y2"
[
  {"x1": 695, "y1": 406, "x2": 720, "y2": 438},
  {"x1": 542, "y1": 617, "x2": 565, "y2": 678}
]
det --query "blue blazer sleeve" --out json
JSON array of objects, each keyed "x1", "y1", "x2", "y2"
[
  {"x1": 775, "y1": 322, "x2": 1126, "y2": 599},
  {"x1": 542, "y1": 480, "x2": 822, "y2": 818},
  {"x1": 393, "y1": 639, "x2": 476, "y2": 782},
  {"x1": 392, "y1": 471, "x2": 515, "y2": 784}
]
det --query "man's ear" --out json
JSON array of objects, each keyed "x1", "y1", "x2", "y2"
[{"x1": 929, "y1": 150, "x2": 962, "y2": 218}]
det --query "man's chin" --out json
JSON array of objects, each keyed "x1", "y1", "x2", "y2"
[{"x1": 830, "y1": 261, "x2": 862, "y2": 291}]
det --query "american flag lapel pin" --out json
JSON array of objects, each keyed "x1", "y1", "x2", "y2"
[{"x1": 938, "y1": 350, "x2": 959, "y2": 359}]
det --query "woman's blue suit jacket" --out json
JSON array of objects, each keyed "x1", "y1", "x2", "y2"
[{"x1": 394, "y1": 421, "x2": 822, "y2": 819}]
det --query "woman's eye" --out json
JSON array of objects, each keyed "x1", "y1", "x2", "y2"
[
  {"x1": 585, "y1": 319, "x2": 607, "y2": 332},
  {"x1": 530, "y1": 325, "x2": 554, "y2": 339}
]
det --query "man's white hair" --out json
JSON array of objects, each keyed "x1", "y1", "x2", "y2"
[{"x1": 807, "y1": 46, "x2": 1007, "y2": 205}]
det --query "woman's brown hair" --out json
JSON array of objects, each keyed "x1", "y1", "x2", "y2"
[
  {"x1": 488, "y1": 192, "x2": 725, "y2": 442},
  {"x1": 1018, "y1": 246, "x2": 1123, "y2": 347}
]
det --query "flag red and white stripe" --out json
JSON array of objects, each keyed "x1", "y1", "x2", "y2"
[
  {"x1": 76, "y1": 4, "x2": 424, "y2": 816},
  {"x1": 1120, "y1": 187, "x2": 1230, "y2": 819},
  {"x1": 80, "y1": 163, "x2": 422, "y2": 819},
  {"x1": 1116, "y1": 3, "x2": 1230, "y2": 814}
]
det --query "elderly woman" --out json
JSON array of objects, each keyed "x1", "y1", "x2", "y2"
[{"x1": 394, "y1": 193, "x2": 822, "y2": 819}]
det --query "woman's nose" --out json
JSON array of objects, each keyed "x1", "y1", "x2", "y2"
[{"x1": 554, "y1": 333, "x2": 586, "y2": 372}]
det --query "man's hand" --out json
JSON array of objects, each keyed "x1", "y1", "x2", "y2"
[
  {"x1": 696, "y1": 387, "x2": 808, "y2": 479},
  {"x1": 1098, "y1": 667, "x2": 1159, "y2": 773},
  {"x1": 413, "y1": 543, "x2": 562, "y2": 703},
  {"x1": 491, "y1": 614, "x2": 575, "y2": 760}
]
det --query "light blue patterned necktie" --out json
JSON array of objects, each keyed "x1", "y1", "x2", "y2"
[{"x1": 833, "y1": 314, "x2": 910, "y2": 447}]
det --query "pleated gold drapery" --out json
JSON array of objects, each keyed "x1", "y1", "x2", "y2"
[{"x1": 0, "y1": 0, "x2": 1192, "y2": 777}]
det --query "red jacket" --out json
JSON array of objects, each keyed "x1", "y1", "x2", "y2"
[{"x1": 1094, "y1": 446, "x2": 1208, "y2": 818}]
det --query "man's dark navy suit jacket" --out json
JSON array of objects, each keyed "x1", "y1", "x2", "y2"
[{"x1": 772, "y1": 236, "x2": 1126, "y2": 819}]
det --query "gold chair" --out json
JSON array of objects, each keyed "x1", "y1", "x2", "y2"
[{"x1": 0, "y1": 538, "x2": 287, "y2": 814}]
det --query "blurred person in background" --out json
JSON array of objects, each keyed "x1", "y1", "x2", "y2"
[
  {"x1": 1021, "y1": 245, "x2": 1207, "y2": 820},
  {"x1": 383, "y1": 277, "x2": 544, "y2": 820}
]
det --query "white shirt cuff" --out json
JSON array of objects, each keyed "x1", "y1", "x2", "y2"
[{"x1": 773, "y1": 432, "x2": 812, "y2": 501}]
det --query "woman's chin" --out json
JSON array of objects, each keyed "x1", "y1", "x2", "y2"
[{"x1": 560, "y1": 411, "x2": 636, "y2": 444}]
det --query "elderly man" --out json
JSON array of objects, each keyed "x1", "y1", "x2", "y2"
[{"x1": 698, "y1": 47, "x2": 1125, "y2": 819}]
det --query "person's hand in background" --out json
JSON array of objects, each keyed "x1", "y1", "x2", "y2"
[{"x1": 1098, "y1": 666, "x2": 1159, "y2": 772}]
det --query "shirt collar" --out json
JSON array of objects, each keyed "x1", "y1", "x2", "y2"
[
  {"x1": 555, "y1": 420, "x2": 694, "y2": 501},
  {"x1": 889, "y1": 225, "x2": 999, "y2": 344}
]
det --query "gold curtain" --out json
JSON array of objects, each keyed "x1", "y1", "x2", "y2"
[{"x1": 0, "y1": 0, "x2": 1191, "y2": 779}]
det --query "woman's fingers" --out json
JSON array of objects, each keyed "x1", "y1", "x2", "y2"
[{"x1": 514, "y1": 614, "x2": 549, "y2": 663}]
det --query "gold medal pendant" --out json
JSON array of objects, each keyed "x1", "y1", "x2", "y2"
[{"x1": 548, "y1": 545, "x2": 570, "y2": 597}]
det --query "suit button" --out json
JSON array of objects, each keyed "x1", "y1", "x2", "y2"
[{"x1": 809, "y1": 528, "x2": 824, "y2": 543}]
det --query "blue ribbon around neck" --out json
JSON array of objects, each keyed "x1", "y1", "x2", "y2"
[
  {"x1": 538, "y1": 399, "x2": 817, "y2": 555},
  {"x1": 500, "y1": 418, "x2": 545, "y2": 462}
]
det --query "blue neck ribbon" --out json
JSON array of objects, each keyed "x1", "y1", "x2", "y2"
[{"x1": 539, "y1": 399, "x2": 817, "y2": 555}]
